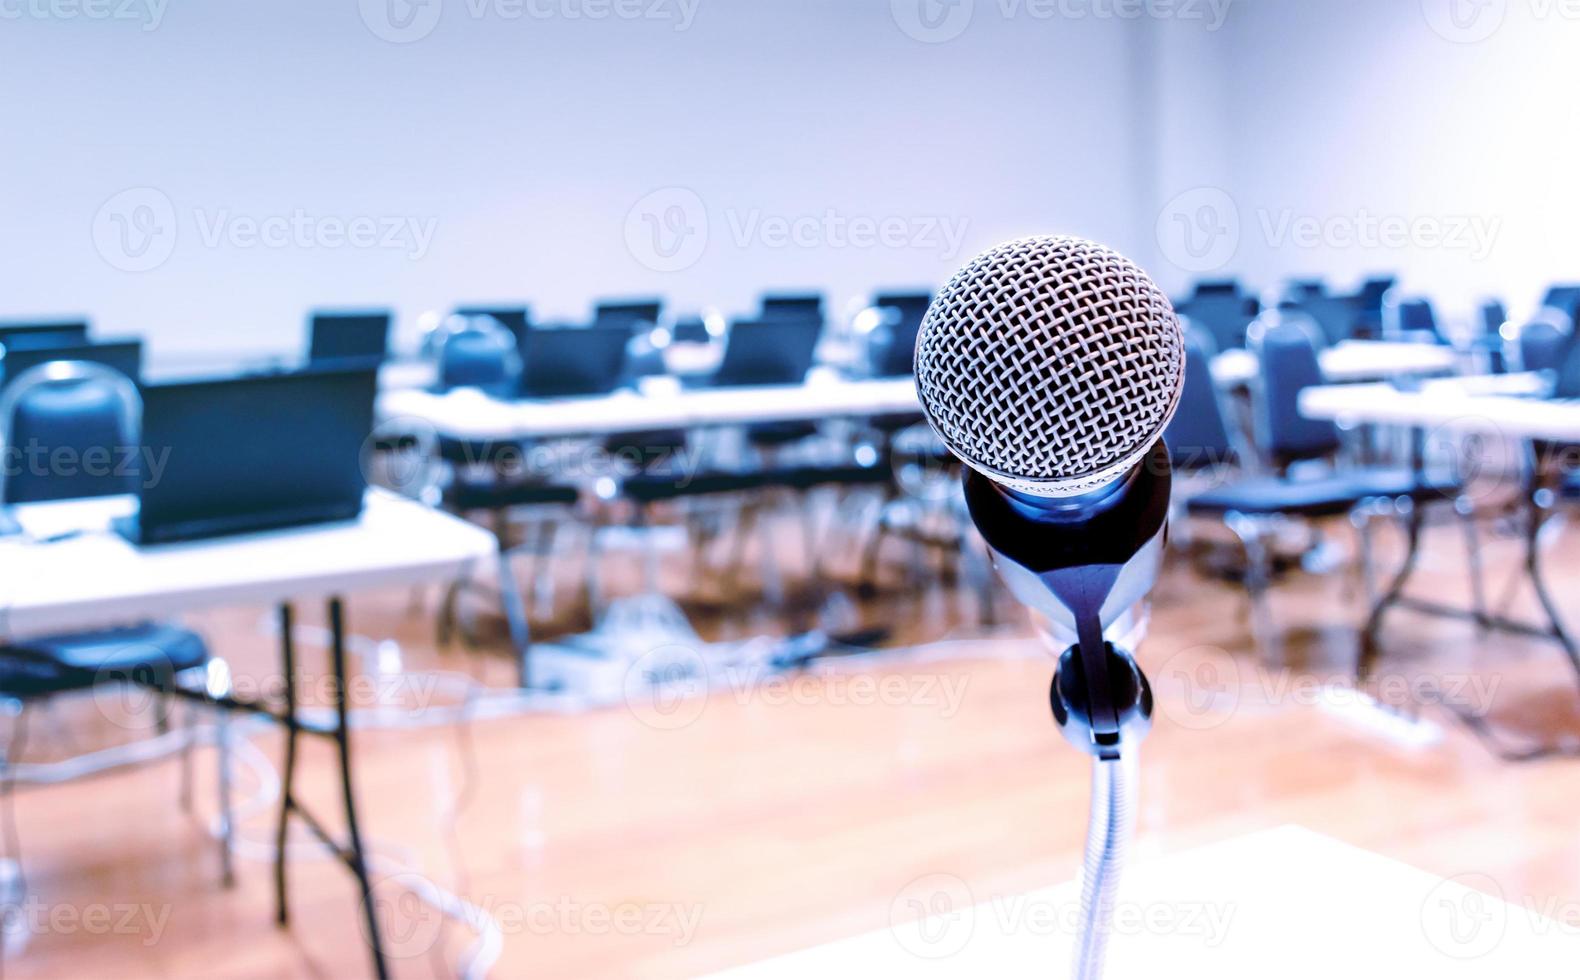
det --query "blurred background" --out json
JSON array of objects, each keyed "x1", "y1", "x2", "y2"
[{"x1": 1, "y1": 2, "x2": 1579, "y2": 978}]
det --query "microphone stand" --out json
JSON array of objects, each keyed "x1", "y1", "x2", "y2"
[{"x1": 961, "y1": 445, "x2": 1167, "y2": 980}]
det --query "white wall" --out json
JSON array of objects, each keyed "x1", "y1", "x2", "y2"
[
  {"x1": 0, "y1": 0, "x2": 1161, "y2": 358},
  {"x1": 1150, "y1": 0, "x2": 1580, "y2": 323}
]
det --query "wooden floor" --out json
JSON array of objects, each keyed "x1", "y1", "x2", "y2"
[{"x1": 3, "y1": 504, "x2": 1580, "y2": 978}]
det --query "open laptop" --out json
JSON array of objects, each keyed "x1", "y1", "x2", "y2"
[
  {"x1": 0, "y1": 338, "x2": 143, "y2": 391},
  {"x1": 705, "y1": 318, "x2": 823, "y2": 388},
  {"x1": 593, "y1": 299, "x2": 663, "y2": 330},
  {"x1": 519, "y1": 325, "x2": 632, "y2": 398},
  {"x1": 0, "y1": 320, "x2": 90, "y2": 352},
  {"x1": 455, "y1": 306, "x2": 531, "y2": 348},
  {"x1": 116, "y1": 364, "x2": 377, "y2": 545},
  {"x1": 309, "y1": 311, "x2": 391, "y2": 365}
]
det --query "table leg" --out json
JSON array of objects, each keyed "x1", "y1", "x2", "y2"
[
  {"x1": 1522, "y1": 485, "x2": 1580, "y2": 691},
  {"x1": 329, "y1": 597, "x2": 390, "y2": 980},
  {"x1": 493, "y1": 512, "x2": 533, "y2": 689},
  {"x1": 274, "y1": 603, "x2": 297, "y2": 927},
  {"x1": 1358, "y1": 502, "x2": 1425, "y2": 679}
]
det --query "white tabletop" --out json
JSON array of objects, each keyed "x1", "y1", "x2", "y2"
[
  {"x1": 0, "y1": 492, "x2": 496, "y2": 642},
  {"x1": 704, "y1": 825, "x2": 1576, "y2": 979},
  {"x1": 1299, "y1": 373, "x2": 1580, "y2": 442},
  {"x1": 1212, "y1": 340, "x2": 1459, "y2": 388},
  {"x1": 377, "y1": 376, "x2": 923, "y2": 442}
]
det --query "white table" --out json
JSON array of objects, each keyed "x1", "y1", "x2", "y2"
[
  {"x1": 0, "y1": 491, "x2": 496, "y2": 978},
  {"x1": 0, "y1": 491, "x2": 495, "y2": 641},
  {"x1": 704, "y1": 825, "x2": 1577, "y2": 978},
  {"x1": 377, "y1": 376, "x2": 923, "y2": 442},
  {"x1": 1298, "y1": 375, "x2": 1580, "y2": 689},
  {"x1": 1212, "y1": 340, "x2": 1459, "y2": 388}
]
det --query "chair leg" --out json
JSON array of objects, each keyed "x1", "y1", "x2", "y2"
[
  {"x1": 178, "y1": 697, "x2": 196, "y2": 814},
  {"x1": 532, "y1": 519, "x2": 560, "y2": 620},
  {"x1": 1227, "y1": 513, "x2": 1278, "y2": 662},
  {"x1": 215, "y1": 699, "x2": 235, "y2": 888},
  {"x1": 1458, "y1": 499, "x2": 1489, "y2": 629},
  {"x1": 1350, "y1": 505, "x2": 1379, "y2": 610}
]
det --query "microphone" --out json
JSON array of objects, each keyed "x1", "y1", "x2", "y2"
[
  {"x1": 915, "y1": 234, "x2": 1185, "y2": 755},
  {"x1": 914, "y1": 236, "x2": 1186, "y2": 980}
]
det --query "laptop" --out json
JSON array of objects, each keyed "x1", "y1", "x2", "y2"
[
  {"x1": 0, "y1": 338, "x2": 143, "y2": 391},
  {"x1": 116, "y1": 364, "x2": 377, "y2": 545},
  {"x1": 0, "y1": 320, "x2": 90, "y2": 351},
  {"x1": 759, "y1": 294, "x2": 824, "y2": 321},
  {"x1": 519, "y1": 325, "x2": 632, "y2": 398},
  {"x1": 309, "y1": 311, "x2": 391, "y2": 365},
  {"x1": 707, "y1": 318, "x2": 823, "y2": 388},
  {"x1": 593, "y1": 300, "x2": 663, "y2": 330}
]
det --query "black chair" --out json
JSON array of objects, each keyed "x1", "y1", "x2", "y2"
[
  {"x1": 454, "y1": 305, "x2": 531, "y2": 351},
  {"x1": 1174, "y1": 281, "x2": 1261, "y2": 351},
  {"x1": 1385, "y1": 295, "x2": 1447, "y2": 345},
  {"x1": 1516, "y1": 314, "x2": 1572, "y2": 374},
  {"x1": 0, "y1": 361, "x2": 234, "y2": 883},
  {"x1": 412, "y1": 321, "x2": 578, "y2": 684},
  {"x1": 759, "y1": 293, "x2": 824, "y2": 322},
  {"x1": 1173, "y1": 318, "x2": 1480, "y2": 656},
  {"x1": 1348, "y1": 277, "x2": 1398, "y2": 339},
  {"x1": 1541, "y1": 284, "x2": 1580, "y2": 326},
  {"x1": 1471, "y1": 300, "x2": 1510, "y2": 374}
]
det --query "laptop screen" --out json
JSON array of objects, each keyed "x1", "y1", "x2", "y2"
[
  {"x1": 309, "y1": 312, "x2": 391, "y2": 364},
  {"x1": 0, "y1": 339, "x2": 142, "y2": 391},
  {"x1": 520, "y1": 326, "x2": 631, "y2": 398},
  {"x1": 135, "y1": 365, "x2": 377, "y2": 541}
]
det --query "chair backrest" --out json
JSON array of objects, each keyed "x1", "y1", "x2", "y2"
[
  {"x1": 1252, "y1": 313, "x2": 1341, "y2": 469},
  {"x1": 435, "y1": 316, "x2": 521, "y2": 393},
  {"x1": 1384, "y1": 295, "x2": 1444, "y2": 344},
  {"x1": 1478, "y1": 300, "x2": 1508, "y2": 337},
  {"x1": 0, "y1": 362, "x2": 139, "y2": 505},
  {"x1": 1541, "y1": 285, "x2": 1580, "y2": 325},
  {"x1": 869, "y1": 295, "x2": 932, "y2": 378},
  {"x1": 1163, "y1": 328, "x2": 1236, "y2": 473},
  {"x1": 453, "y1": 306, "x2": 531, "y2": 349},
  {"x1": 1518, "y1": 315, "x2": 1572, "y2": 375},
  {"x1": 1175, "y1": 290, "x2": 1260, "y2": 351}
]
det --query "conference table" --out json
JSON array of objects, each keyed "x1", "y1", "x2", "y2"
[
  {"x1": 378, "y1": 341, "x2": 1462, "y2": 443},
  {"x1": 1299, "y1": 373, "x2": 1580, "y2": 687},
  {"x1": 0, "y1": 492, "x2": 497, "y2": 979}
]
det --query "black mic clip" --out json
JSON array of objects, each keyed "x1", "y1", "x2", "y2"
[{"x1": 963, "y1": 440, "x2": 1170, "y2": 761}]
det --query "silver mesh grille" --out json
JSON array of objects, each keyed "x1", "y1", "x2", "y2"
[{"x1": 914, "y1": 236, "x2": 1185, "y2": 497}]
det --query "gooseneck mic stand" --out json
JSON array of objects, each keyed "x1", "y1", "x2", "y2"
[{"x1": 962, "y1": 441, "x2": 1169, "y2": 980}]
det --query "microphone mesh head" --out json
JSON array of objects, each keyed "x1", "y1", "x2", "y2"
[{"x1": 914, "y1": 236, "x2": 1186, "y2": 497}]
